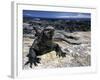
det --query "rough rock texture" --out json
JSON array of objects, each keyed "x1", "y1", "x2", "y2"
[{"x1": 23, "y1": 31, "x2": 91, "y2": 69}]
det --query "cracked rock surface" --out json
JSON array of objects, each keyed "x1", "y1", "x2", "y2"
[{"x1": 23, "y1": 31, "x2": 91, "y2": 69}]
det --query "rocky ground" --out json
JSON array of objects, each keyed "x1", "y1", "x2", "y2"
[{"x1": 23, "y1": 31, "x2": 91, "y2": 69}]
